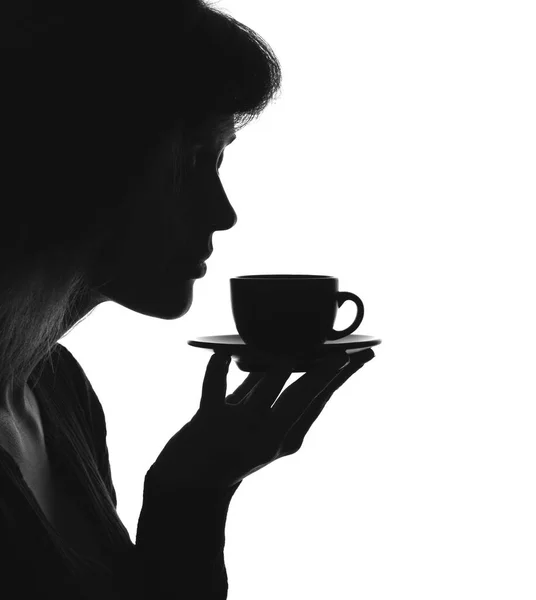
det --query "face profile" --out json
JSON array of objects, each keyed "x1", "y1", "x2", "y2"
[{"x1": 85, "y1": 114, "x2": 238, "y2": 320}]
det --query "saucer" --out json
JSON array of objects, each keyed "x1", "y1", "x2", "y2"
[{"x1": 187, "y1": 334, "x2": 382, "y2": 372}]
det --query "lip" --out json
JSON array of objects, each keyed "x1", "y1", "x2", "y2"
[
  {"x1": 197, "y1": 250, "x2": 213, "y2": 263},
  {"x1": 185, "y1": 261, "x2": 207, "y2": 278},
  {"x1": 174, "y1": 243, "x2": 212, "y2": 278}
]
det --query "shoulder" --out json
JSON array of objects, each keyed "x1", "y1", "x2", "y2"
[
  {"x1": 54, "y1": 342, "x2": 107, "y2": 424},
  {"x1": 51, "y1": 343, "x2": 99, "y2": 401},
  {"x1": 33, "y1": 343, "x2": 108, "y2": 441},
  {"x1": 52, "y1": 342, "x2": 88, "y2": 381}
]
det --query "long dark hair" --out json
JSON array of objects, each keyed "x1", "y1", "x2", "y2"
[{"x1": 0, "y1": 0, "x2": 282, "y2": 393}]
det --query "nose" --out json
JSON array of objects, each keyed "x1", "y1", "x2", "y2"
[
  {"x1": 210, "y1": 184, "x2": 238, "y2": 233},
  {"x1": 216, "y1": 203, "x2": 237, "y2": 232}
]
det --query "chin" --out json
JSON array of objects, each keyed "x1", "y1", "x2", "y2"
[
  {"x1": 155, "y1": 281, "x2": 196, "y2": 320},
  {"x1": 166, "y1": 290, "x2": 195, "y2": 320},
  {"x1": 118, "y1": 278, "x2": 196, "y2": 320}
]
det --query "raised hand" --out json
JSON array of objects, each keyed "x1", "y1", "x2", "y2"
[{"x1": 149, "y1": 349, "x2": 375, "y2": 490}]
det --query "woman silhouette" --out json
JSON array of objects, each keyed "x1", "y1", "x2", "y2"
[{"x1": 0, "y1": 2, "x2": 375, "y2": 598}]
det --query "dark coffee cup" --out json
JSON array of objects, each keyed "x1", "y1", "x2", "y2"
[{"x1": 230, "y1": 275, "x2": 365, "y2": 356}]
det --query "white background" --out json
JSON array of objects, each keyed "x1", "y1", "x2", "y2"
[{"x1": 61, "y1": 1, "x2": 536, "y2": 598}]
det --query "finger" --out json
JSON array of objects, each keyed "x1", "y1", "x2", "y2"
[
  {"x1": 241, "y1": 359, "x2": 295, "y2": 412},
  {"x1": 269, "y1": 352, "x2": 354, "y2": 432},
  {"x1": 347, "y1": 348, "x2": 375, "y2": 364},
  {"x1": 225, "y1": 372, "x2": 265, "y2": 405},
  {"x1": 200, "y1": 353, "x2": 231, "y2": 411},
  {"x1": 283, "y1": 357, "x2": 373, "y2": 446}
]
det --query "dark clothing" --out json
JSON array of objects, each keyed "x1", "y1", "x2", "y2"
[{"x1": 0, "y1": 343, "x2": 240, "y2": 599}]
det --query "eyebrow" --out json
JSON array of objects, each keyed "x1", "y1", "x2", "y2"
[
  {"x1": 196, "y1": 118, "x2": 236, "y2": 143},
  {"x1": 213, "y1": 118, "x2": 236, "y2": 137}
]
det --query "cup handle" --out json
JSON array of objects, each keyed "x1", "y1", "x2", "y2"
[{"x1": 326, "y1": 292, "x2": 365, "y2": 341}]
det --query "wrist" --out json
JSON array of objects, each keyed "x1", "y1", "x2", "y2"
[{"x1": 144, "y1": 461, "x2": 242, "y2": 500}]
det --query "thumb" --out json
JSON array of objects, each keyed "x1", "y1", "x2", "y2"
[{"x1": 200, "y1": 353, "x2": 232, "y2": 412}]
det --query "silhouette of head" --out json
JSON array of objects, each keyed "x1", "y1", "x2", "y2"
[{"x1": 0, "y1": 0, "x2": 282, "y2": 391}]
